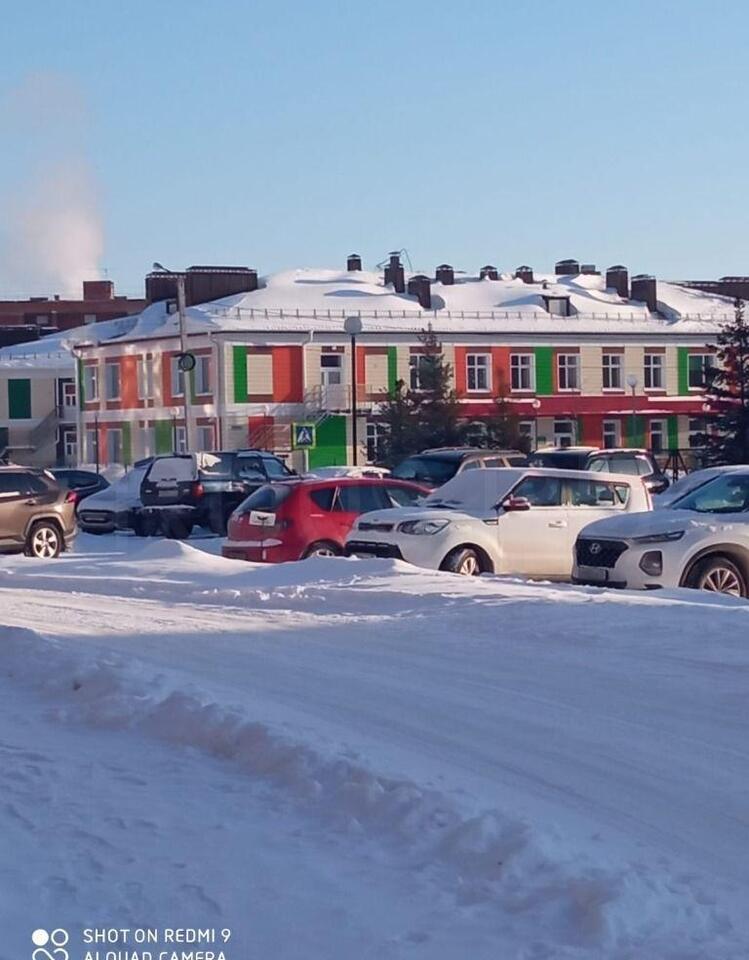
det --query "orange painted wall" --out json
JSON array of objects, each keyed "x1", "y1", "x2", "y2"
[
  {"x1": 491, "y1": 347, "x2": 511, "y2": 395},
  {"x1": 272, "y1": 346, "x2": 303, "y2": 402}
]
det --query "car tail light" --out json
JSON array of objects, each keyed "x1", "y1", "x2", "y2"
[
  {"x1": 192, "y1": 482, "x2": 205, "y2": 498},
  {"x1": 64, "y1": 490, "x2": 78, "y2": 504}
]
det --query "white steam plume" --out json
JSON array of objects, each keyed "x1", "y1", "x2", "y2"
[{"x1": 0, "y1": 73, "x2": 104, "y2": 298}]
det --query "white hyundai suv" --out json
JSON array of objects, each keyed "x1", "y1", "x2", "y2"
[
  {"x1": 345, "y1": 467, "x2": 651, "y2": 578},
  {"x1": 573, "y1": 467, "x2": 749, "y2": 597}
]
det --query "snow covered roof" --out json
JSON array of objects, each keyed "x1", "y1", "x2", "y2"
[{"x1": 0, "y1": 267, "x2": 736, "y2": 362}]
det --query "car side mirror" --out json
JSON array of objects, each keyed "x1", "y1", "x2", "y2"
[
  {"x1": 499, "y1": 495, "x2": 532, "y2": 512},
  {"x1": 645, "y1": 478, "x2": 668, "y2": 495}
]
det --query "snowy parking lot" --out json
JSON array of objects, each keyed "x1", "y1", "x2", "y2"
[{"x1": 2, "y1": 535, "x2": 749, "y2": 959}]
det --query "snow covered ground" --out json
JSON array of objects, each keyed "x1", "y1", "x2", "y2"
[{"x1": 2, "y1": 534, "x2": 749, "y2": 959}]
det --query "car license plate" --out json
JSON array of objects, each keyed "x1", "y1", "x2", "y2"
[
  {"x1": 580, "y1": 565, "x2": 607, "y2": 582},
  {"x1": 250, "y1": 511, "x2": 276, "y2": 526}
]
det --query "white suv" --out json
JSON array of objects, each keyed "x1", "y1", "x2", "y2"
[
  {"x1": 345, "y1": 467, "x2": 651, "y2": 578},
  {"x1": 573, "y1": 467, "x2": 749, "y2": 597}
]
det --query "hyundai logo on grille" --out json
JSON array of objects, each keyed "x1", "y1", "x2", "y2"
[{"x1": 589, "y1": 542, "x2": 602, "y2": 555}]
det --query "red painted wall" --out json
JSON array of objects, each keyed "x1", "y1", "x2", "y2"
[{"x1": 272, "y1": 346, "x2": 303, "y2": 402}]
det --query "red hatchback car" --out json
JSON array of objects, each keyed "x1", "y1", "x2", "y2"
[{"x1": 222, "y1": 476, "x2": 428, "y2": 563}]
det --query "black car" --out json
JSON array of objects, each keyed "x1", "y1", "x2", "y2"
[
  {"x1": 585, "y1": 449, "x2": 670, "y2": 495},
  {"x1": 133, "y1": 450, "x2": 295, "y2": 538},
  {"x1": 51, "y1": 468, "x2": 110, "y2": 504},
  {"x1": 390, "y1": 448, "x2": 527, "y2": 490},
  {"x1": 527, "y1": 447, "x2": 600, "y2": 471}
]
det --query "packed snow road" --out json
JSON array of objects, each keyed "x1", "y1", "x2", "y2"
[{"x1": 1, "y1": 535, "x2": 749, "y2": 959}]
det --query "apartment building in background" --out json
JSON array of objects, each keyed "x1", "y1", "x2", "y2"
[{"x1": 0, "y1": 257, "x2": 742, "y2": 468}]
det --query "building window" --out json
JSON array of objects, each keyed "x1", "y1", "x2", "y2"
[
  {"x1": 195, "y1": 355, "x2": 211, "y2": 396},
  {"x1": 602, "y1": 354, "x2": 623, "y2": 390},
  {"x1": 644, "y1": 353, "x2": 664, "y2": 390},
  {"x1": 63, "y1": 429, "x2": 77, "y2": 463},
  {"x1": 170, "y1": 356, "x2": 185, "y2": 397},
  {"x1": 409, "y1": 354, "x2": 431, "y2": 391},
  {"x1": 466, "y1": 354, "x2": 491, "y2": 391},
  {"x1": 320, "y1": 353, "x2": 342, "y2": 386},
  {"x1": 137, "y1": 357, "x2": 154, "y2": 401},
  {"x1": 688, "y1": 417, "x2": 706, "y2": 449},
  {"x1": 544, "y1": 296, "x2": 571, "y2": 317},
  {"x1": 85, "y1": 429, "x2": 98, "y2": 462},
  {"x1": 62, "y1": 381, "x2": 77, "y2": 407},
  {"x1": 650, "y1": 419, "x2": 666, "y2": 454},
  {"x1": 196, "y1": 424, "x2": 214, "y2": 451},
  {"x1": 83, "y1": 365, "x2": 99, "y2": 402},
  {"x1": 104, "y1": 363, "x2": 121, "y2": 401},
  {"x1": 688, "y1": 354, "x2": 714, "y2": 390},
  {"x1": 174, "y1": 425, "x2": 187, "y2": 453},
  {"x1": 602, "y1": 419, "x2": 621, "y2": 448},
  {"x1": 106, "y1": 428, "x2": 122, "y2": 464},
  {"x1": 366, "y1": 421, "x2": 386, "y2": 462},
  {"x1": 557, "y1": 354, "x2": 580, "y2": 391},
  {"x1": 554, "y1": 419, "x2": 576, "y2": 447},
  {"x1": 511, "y1": 354, "x2": 534, "y2": 391}
]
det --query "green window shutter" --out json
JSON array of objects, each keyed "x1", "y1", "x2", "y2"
[
  {"x1": 307, "y1": 415, "x2": 348, "y2": 469},
  {"x1": 8, "y1": 379, "x2": 31, "y2": 419},
  {"x1": 626, "y1": 414, "x2": 646, "y2": 448},
  {"x1": 667, "y1": 415, "x2": 679, "y2": 451},
  {"x1": 122, "y1": 422, "x2": 132, "y2": 466},
  {"x1": 534, "y1": 347, "x2": 554, "y2": 395},
  {"x1": 154, "y1": 419, "x2": 173, "y2": 454},
  {"x1": 677, "y1": 348, "x2": 690, "y2": 396},
  {"x1": 77, "y1": 358, "x2": 85, "y2": 404},
  {"x1": 387, "y1": 347, "x2": 398, "y2": 393},
  {"x1": 233, "y1": 346, "x2": 248, "y2": 402}
]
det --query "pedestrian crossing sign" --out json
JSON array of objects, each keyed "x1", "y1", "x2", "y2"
[{"x1": 292, "y1": 422, "x2": 317, "y2": 449}]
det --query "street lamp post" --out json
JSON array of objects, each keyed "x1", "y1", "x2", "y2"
[
  {"x1": 154, "y1": 262, "x2": 191, "y2": 453},
  {"x1": 344, "y1": 316, "x2": 363, "y2": 465},
  {"x1": 626, "y1": 373, "x2": 638, "y2": 446}
]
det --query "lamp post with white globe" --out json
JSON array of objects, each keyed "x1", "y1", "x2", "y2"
[
  {"x1": 626, "y1": 373, "x2": 638, "y2": 446},
  {"x1": 344, "y1": 316, "x2": 363, "y2": 465}
]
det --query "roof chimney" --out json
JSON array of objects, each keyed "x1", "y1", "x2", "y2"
[
  {"x1": 435, "y1": 263, "x2": 454, "y2": 285},
  {"x1": 630, "y1": 274, "x2": 657, "y2": 313},
  {"x1": 606, "y1": 265, "x2": 629, "y2": 299},
  {"x1": 555, "y1": 259, "x2": 580, "y2": 276},
  {"x1": 384, "y1": 252, "x2": 405, "y2": 294},
  {"x1": 580, "y1": 264, "x2": 599, "y2": 275},
  {"x1": 407, "y1": 274, "x2": 432, "y2": 310},
  {"x1": 83, "y1": 280, "x2": 115, "y2": 300},
  {"x1": 185, "y1": 266, "x2": 258, "y2": 306},
  {"x1": 515, "y1": 265, "x2": 534, "y2": 284},
  {"x1": 347, "y1": 253, "x2": 362, "y2": 272},
  {"x1": 479, "y1": 264, "x2": 499, "y2": 280}
]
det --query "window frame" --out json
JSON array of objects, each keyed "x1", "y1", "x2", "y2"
[
  {"x1": 510, "y1": 353, "x2": 535, "y2": 392},
  {"x1": 602, "y1": 419, "x2": 621, "y2": 449},
  {"x1": 466, "y1": 353, "x2": 491, "y2": 392},
  {"x1": 601, "y1": 353, "x2": 623, "y2": 391},
  {"x1": 687, "y1": 353, "x2": 714, "y2": 391},
  {"x1": 170, "y1": 355, "x2": 185, "y2": 398},
  {"x1": 557, "y1": 353, "x2": 580, "y2": 392},
  {"x1": 194, "y1": 355, "x2": 211, "y2": 396},
  {"x1": 643, "y1": 353, "x2": 664, "y2": 390},
  {"x1": 83, "y1": 365, "x2": 99, "y2": 403},
  {"x1": 104, "y1": 362, "x2": 121, "y2": 401}
]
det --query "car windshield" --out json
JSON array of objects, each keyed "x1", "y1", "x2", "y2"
[
  {"x1": 391, "y1": 456, "x2": 458, "y2": 485},
  {"x1": 237, "y1": 484, "x2": 295, "y2": 513},
  {"x1": 528, "y1": 452, "x2": 589, "y2": 470},
  {"x1": 262, "y1": 456, "x2": 293, "y2": 478},
  {"x1": 674, "y1": 473, "x2": 749, "y2": 514}
]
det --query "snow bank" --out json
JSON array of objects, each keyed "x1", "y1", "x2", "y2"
[{"x1": 0, "y1": 622, "x2": 743, "y2": 958}]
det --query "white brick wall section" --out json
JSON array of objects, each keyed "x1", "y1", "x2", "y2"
[
  {"x1": 580, "y1": 345, "x2": 602, "y2": 395},
  {"x1": 623, "y1": 346, "x2": 645, "y2": 394},
  {"x1": 365, "y1": 353, "x2": 388, "y2": 392},
  {"x1": 247, "y1": 352, "x2": 274, "y2": 395}
]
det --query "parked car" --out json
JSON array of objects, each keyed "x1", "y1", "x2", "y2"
[
  {"x1": 222, "y1": 476, "x2": 428, "y2": 563},
  {"x1": 77, "y1": 463, "x2": 151, "y2": 534},
  {"x1": 304, "y1": 465, "x2": 391, "y2": 479},
  {"x1": 132, "y1": 449, "x2": 295, "y2": 538},
  {"x1": 573, "y1": 467, "x2": 749, "y2": 597},
  {"x1": 51, "y1": 468, "x2": 110, "y2": 503},
  {"x1": 654, "y1": 464, "x2": 746, "y2": 508},
  {"x1": 527, "y1": 446, "x2": 599, "y2": 470},
  {"x1": 586, "y1": 448, "x2": 670, "y2": 494},
  {"x1": 0, "y1": 464, "x2": 78, "y2": 558},
  {"x1": 345, "y1": 467, "x2": 651, "y2": 578},
  {"x1": 390, "y1": 448, "x2": 528, "y2": 489}
]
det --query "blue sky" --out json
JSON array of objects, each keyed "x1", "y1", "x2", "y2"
[{"x1": 1, "y1": 0, "x2": 748, "y2": 296}]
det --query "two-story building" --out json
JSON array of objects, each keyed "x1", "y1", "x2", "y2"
[{"x1": 62, "y1": 257, "x2": 736, "y2": 470}]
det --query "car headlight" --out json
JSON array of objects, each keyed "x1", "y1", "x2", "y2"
[
  {"x1": 632, "y1": 530, "x2": 685, "y2": 544},
  {"x1": 397, "y1": 518, "x2": 450, "y2": 535}
]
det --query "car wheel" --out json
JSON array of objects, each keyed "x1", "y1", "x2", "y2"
[
  {"x1": 164, "y1": 516, "x2": 194, "y2": 540},
  {"x1": 25, "y1": 522, "x2": 62, "y2": 559},
  {"x1": 691, "y1": 555, "x2": 747, "y2": 598},
  {"x1": 442, "y1": 546, "x2": 481, "y2": 576},
  {"x1": 303, "y1": 540, "x2": 341, "y2": 559}
]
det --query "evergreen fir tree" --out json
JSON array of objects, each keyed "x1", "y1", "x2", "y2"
[{"x1": 701, "y1": 298, "x2": 749, "y2": 465}]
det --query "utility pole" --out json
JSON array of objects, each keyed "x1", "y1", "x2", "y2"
[
  {"x1": 176, "y1": 273, "x2": 191, "y2": 453},
  {"x1": 344, "y1": 316, "x2": 363, "y2": 465},
  {"x1": 626, "y1": 373, "x2": 638, "y2": 446}
]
